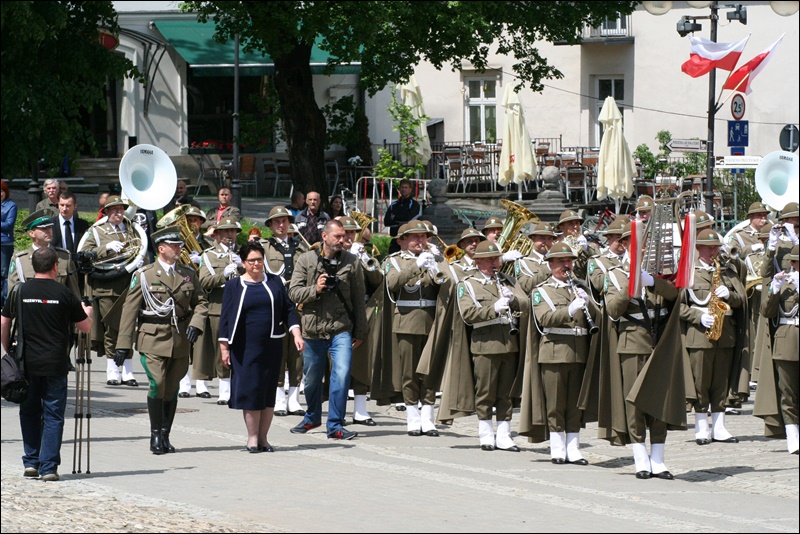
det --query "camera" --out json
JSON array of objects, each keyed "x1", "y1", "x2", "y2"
[
  {"x1": 71, "y1": 251, "x2": 97, "y2": 274},
  {"x1": 320, "y1": 256, "x2": 341, "y2": 291}
]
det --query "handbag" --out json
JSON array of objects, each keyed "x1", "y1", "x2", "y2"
[{"x1": 1, "y1": 286, "x2": 28, "y2": 404}]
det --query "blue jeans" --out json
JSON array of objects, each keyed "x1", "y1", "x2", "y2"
[
  {"x1": 302, "y1": 331, "x2": 352, "y2": 435},
  {"x1": 19, "y1": 374, "x2": 68, "y2": 476},
  {"x1": 1, "y1": 242, "x2": 13, "y2": 309}
]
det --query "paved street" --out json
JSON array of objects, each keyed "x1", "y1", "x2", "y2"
[{"x1": 1, "y1": 353, "x2": 798, "y2": 533}]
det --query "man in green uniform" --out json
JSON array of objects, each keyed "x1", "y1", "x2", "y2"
[
  {"x1": 456, "y1": 241, "x2": 528, "y2": 451},
  {"x1": 515, "y1": 222, "x2": 556, "y2": 296},
  {"x1": 532, "y1": 242, "x2": 598, "y2": 465},
  {"x1": 114, "y1": 226, "x2": 209, "y2": 454},
  {"x1": 586, "y1": 217, "x2": 627, "y2": 305},
  {"x1": 450, "y1": 228, "x2": 485, "y2": 281},
  {"x1": 555, "y1": 209, "x2": 600, "y2": 280}
]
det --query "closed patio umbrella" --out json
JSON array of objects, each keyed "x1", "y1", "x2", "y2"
[
  {"x1": 498, "y1": 84, "x2": 536, "y2": 200},
  {"x1": 399, "y1": 74, "x2": 432, "y2": 167},
  {"x1": 596, "y1": 96, "x2": 635, "y2": 211}
]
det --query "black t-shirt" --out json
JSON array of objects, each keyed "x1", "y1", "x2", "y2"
[{"x1": 1, "y1": 278, "x2": 87, "y2": 376}]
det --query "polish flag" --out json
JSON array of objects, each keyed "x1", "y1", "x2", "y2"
[
  {"x1": 723, "y1": 34, "x2": 784, "y2": 94},
  {"x1": 628, "y1": 219, "x2": 645, "y2": 299},
  {"x1": 681, "y1": 35, "x2": 749, "y2": 78}
]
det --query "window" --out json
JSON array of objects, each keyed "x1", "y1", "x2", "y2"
[
  {"x1": 595, "y1": 77, "x2": 625, "y2": 145},
  {"x1": 465, "y1": 78, "x2": 497, "y2": 143},
  {"x1": 600, "y1": 15, "x2": 628, "y2": 37}
]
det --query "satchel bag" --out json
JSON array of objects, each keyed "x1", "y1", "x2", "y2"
[{"x1": 1, "y1": 287, "x2": 28, "y2": 404}]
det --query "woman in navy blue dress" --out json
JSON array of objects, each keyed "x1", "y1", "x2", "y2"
[{"x1": 219, "y1": 242, "x2": 304, "y2": 452}]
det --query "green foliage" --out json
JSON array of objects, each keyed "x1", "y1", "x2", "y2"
[
  {"x1": 1, "y1": 2, "x2": 141, "y2": 178},
  {"x1": 372, "y1": 149, "x2": 407, "y2": 182},
  {"x1": 237, "y1": 84, "x2": 282, "y2": 151},
  {"x1": 716, "y1": 169, "x2": 759, "y2": 220},
  {"x1": 387, "y1": 86, "x2": 428, "y2": 178},
  {"x1": 372, "y1": 234, "x2": 392, "y2": 259},
  {"x1": 322, "y1": 95, "x2": 357, "y2": 151},
  {"x1": 633, "y1": 130, "x2": 705, "y2": 180}
]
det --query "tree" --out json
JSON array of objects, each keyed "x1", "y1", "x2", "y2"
[
  {"x1": 1, "y1": 2, "x2": 140, "y2": 179},
  {"x1": 182, "y1": 1, "x2": 638, "y2": 198}
]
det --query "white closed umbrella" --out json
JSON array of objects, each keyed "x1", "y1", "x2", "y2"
[
  {"x1": 399, "y1": 74, "x2": 432, "y2": 167},
  {"x1": 498, "y1": 84, "x2": 536, "y2": 199},
  {"x1": 596, "y1": 96, "x2": 635, "y2": 211}
]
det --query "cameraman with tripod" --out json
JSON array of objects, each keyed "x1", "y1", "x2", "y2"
[{"x1": 289, "y1": 220, "x2": 367, "y2": 440}]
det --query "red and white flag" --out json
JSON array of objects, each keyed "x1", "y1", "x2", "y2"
[
  {"x1": 628, "y1": 219, "x2": 645, "y2": 299},
  {"x1": 723, "y1": 34, "x2": 784, "y2": 95},
  {"x1": 681, "y1": 35, "x2": 749, "y2": 78}
]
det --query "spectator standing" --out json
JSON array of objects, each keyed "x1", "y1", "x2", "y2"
[
  {"x1": 204, "y1": 188, "x2": 241, "y2": 232},
  {"x1": 162, "y1": 179, "x2": 201, "y2": 215},
  {"x1": 329, "y1": 195, "x2": 345, "y2": 218},
  {"x1": 50, "y1": 192, "x2": 89, "y2": 255},
  {"x1": 294, "y1": 191, "x2": 330, "y2": 246},
  {"x1": 96, "y1": 192, "x2": 110, "y2": 222},
  {"x1": 384, "y1": 180, "x2": 421, "y2": 254},
  {"x1": 1, "y1": 247, "x2": 93, "y2": 481},
  {"x1": 1, "y1": 180, "x2": 18, "y2": 308},
  {"x1": 285, "y1": 190, "x2": 305, "y2": 218},
  {"x1": 219, "y1": 242, "x2": 304, "y2": 452},
  {"x1": 35, "y1": 179, "x2": 60, "y2": 215}
]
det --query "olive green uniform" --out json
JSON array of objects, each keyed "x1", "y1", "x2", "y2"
[
  {"x1": 761, "y1": 276, "x2": 799, "y2": 426},
  {"x1": 8, "y1": 245, "x2": 80, "y2": 298},
  {"x1": 515, "y1": 250, "x2": 551, "y2": 296}
]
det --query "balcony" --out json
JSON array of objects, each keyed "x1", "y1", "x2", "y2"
[{"x1": 555, "y1": 15, "x2": 634, "y2": 45}]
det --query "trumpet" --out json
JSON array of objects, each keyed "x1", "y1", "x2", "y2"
[
  {"x1": 565, "y1": 269, "x2": 598, "y2": 335},
  {"x1": 422, "y1": 254, "x2": 447, "y2": 285},
  {"x1": 492, "y1": 269, "x2": 519, "y2": 336}
]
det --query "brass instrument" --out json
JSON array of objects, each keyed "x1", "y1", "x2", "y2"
[
  {"x1": 157, "y1": 205, "x2": 205, "y2": 271},
  {"x1": 496, "y1": 199, "x2": 539, "y2": 275},
  {"x1": 444, "y1": 244, "x2": 465, "y2": 263},
  {"x1": 81, "y1": 216, "x2": 148, "y2": 280},
  {"x1": 565, "y1": 269, "x2": 599, "y2": 334},
  {"x1": 705, "y1": 257, "x2": 731, "y2": 341},
  {"x1": 349, "y1": 209, "x2": 380, "y2": 270},
  {"x1": 744, "y1": 252, "x2": 766, "y2": 293},
  {"x1": 642, "y1": 198, "x2": 679, "y2": 276},
  {"x1": 492, "y1": 268, "x2": 519, "y2": 335}
]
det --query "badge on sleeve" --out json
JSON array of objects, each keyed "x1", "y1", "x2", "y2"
[
  {"x1": 515, "y1": 262, "x2": 521, "y2": 276},
  {"x1": 457, "y1": 285, "x2": 465, "y2": 299},
  {"x1": 130, "y1": 274, "x2": 138, "y2": 290},
  {"x1": 533, "y1": 291, "x2": 541, "y2": 305},
  {"x1": 9, "y1": 261, "x2": 15, "y2": 274},
  {"x1": 384, "y1": 262, "x2": 390, "y2": 274},
  {"x1": 588, "y1": 261, "x2": 595, "y2": 274},
  {"x1": 603, "y1": 276, "x2": 609, "y2": 292}
]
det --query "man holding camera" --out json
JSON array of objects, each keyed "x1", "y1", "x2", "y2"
[{"x1": 289, "y1": 220, "x2": 367, "y2": 440}]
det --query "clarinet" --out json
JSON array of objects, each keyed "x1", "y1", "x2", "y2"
[
  {"x1": 492, "y1": 269, "x2": 519, "y2": 336},
  {"x1": 565, "y1": 269, "x2": 599, "y2": 334}
]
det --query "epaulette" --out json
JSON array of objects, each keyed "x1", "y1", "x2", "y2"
[{"x1": 13, "y1": 249, "x2": 30, "y2": 258}]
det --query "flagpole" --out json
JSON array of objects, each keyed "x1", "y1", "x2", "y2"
[
  {"x1": 703, "y1": 2, "x2": 718, "y2": 215},
  {"x1": 716, "y1": 72, "x2": 752, "y2": 109}
]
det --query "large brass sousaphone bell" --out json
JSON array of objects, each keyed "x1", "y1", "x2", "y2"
[
  {"x1": 119, "y1": 144, "x2": 177, "y2": 210},
  {"x1": 755, "y1": 150, "x2": 799, "y2": 211}
]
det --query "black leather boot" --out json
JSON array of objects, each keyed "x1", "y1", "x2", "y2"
[
  {"x1": 161, "y1": 399, "x2": 177, "y2": 453},
  {"x1": 147, "y1": 397, "x2": 165, "y2": 455}
]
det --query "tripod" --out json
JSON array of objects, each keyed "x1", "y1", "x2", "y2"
[{"x1": 70, "y1": 267, "x2": 94, "y2": 475}]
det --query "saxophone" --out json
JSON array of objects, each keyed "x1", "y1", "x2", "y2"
[{"x1": 705, "y1": 257, "x2": 731, "y2": 341}]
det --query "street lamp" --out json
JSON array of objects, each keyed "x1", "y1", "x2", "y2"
[{"x1": 641, "y1": 1, "x2": 797, "y2": 216}]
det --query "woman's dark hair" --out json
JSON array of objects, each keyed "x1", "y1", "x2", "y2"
[
  {"x1": 238, "y1": 241, "x2": 265, "y2": 262},
  {"x1": 329, "y1": 195, "x2": 344, "y2": 216},
  {"x1": 0, "y1": 179, "x2": 9, "y2": 199}
]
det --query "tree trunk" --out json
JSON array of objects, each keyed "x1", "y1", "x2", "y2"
[{"x1": 273, "y1": 43, "x2": 329, "y2": 205}]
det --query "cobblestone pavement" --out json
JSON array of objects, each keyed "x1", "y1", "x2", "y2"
[{"x1": 1, "y1": 359, "x2": 798, "y2": 533}]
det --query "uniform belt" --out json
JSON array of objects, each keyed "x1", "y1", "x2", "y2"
[
  {"x1": 620, "y1": 308, "x2": 668, "y2": 322},
  {"x1": 692, "y1": 306, "x2": 734, "y2": 316},
  {"x1": 778, "y1": 317, "x2": 799, "y2": 326},
  {"x1": 472, "y1": 317, "x2": 510, "y2": 329},
  {"x1": 396, "y1": 299, "x2": 437, "y2": 308},
  {"x1": 139, "y1": 313, "x2": 191, "y2": 325},
  {"x1": 542, "y1": 326, "x2": 589, "y2": 336}
]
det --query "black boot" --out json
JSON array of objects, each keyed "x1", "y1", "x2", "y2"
[
  {"x1": 147, "y1": 397, "x2": 165, "y2": 455},
  {"x1": 162, "y1": 399, "x2": 177, "y2": 453}
]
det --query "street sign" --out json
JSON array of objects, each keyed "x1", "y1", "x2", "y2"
[
  {"x1": 731, "y1": 94, "x2": 746, "y2": 120},
  {"x1": 666, "y1": 138, "x2": 707, "y2": 152},
  {"x1": 780, "y1": 124, "x2": 799, "y2": 152},
  {"x1": 728, "y1": 120, "x2": 749, "y2": 147},
  {"x1": 730, "y1": 147, "x2": 745, "y2": 174},
  {"x1": 717, "y1": 155, "x2": 762, "y2": 168}
]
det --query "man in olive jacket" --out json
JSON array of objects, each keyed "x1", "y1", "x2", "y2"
[{"x1": 288, "y1": 219, "x2": 367, "y2": 440}]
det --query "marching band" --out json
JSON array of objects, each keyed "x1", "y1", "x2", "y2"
[{"x1": 5, "y1": 149, "x2": 799, "y2": 470}]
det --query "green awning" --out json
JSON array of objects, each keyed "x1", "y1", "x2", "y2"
[{"x1": 153, "y1": 19, "x2": 360, "y2": 77}]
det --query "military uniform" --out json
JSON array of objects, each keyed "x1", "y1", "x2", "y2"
[
  {"x1": 456, "y1": 243, "x2": 525, "y2": 451},
  {"x1": 385, "y1": 237, "x2": 443, "y2": 435},
  {"x1": 761, "y1": 203, "x2": 800, "y2": 278},
  {"x1": 8, "y1": 246, "x2": 80, "y2": 298},
  {"x1": 116, "y1": 226, "x2": 209, "y2": 454},
  {"x1": 587, "y1": 251, "x2": 624, "y2": 304},
  {"x1": 80, "y1": 201, "x2": 147, "y2": 383},
  {"x1": 605, "y1": 259, "x2": 678, "y2": 478},
  {"x1": 680, "y1": 230, "x2": 746, "y2": 444},
  {"x1": 757, "y1": 247, "x2": 799, "y2": 454},
  {"x1": 516, "y1": 250, "x2": 551, "y2": 296}
]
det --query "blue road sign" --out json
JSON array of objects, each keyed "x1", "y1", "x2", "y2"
[
  {"x1": 731, "y1": 146, "x2": 745, "y2": 174},
  {"x1": 728, "y1": 120, "x2": 749, "y2": 147}
]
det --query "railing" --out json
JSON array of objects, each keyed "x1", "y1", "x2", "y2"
[{"x1": 580, "y1": 15, "x2": 633, "y2": 40}]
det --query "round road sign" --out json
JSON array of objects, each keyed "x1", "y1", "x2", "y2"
[
  {"x1": 731, "y1": 94, "x2": 745, "y2": 120},
  {"x1": 780, "y1": 124, "x2": 799, "y2": 153}
]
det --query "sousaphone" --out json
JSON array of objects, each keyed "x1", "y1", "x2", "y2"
[{"x1": 755, "y1": 150, "x2": 799, "y2": 211}]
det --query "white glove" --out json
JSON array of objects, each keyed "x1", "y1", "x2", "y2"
[
  {"x1": 789, "y1": 271, "x2": 799, "y2": 289},
  {"x1": 230, "y1": 254, "x2": 242, "y2": 266},
  {"x1": 573, "y1": 287, "x2": 588, "y2": 300},
  {"x1": 223, "y1": 263, "x2": 238, "y2": 278},
  {"x1": 416, "y1": 251, "x2": 434, "y2": 268},
  {"x1": 750, "y1": 242, "x2": 764, "y2": 253},
  {"x1": 700, "y1": 313, "x2": 715, "y2": 328},
  {"x1": 349, "y1": 242, "x2": 365, "y2": 256},
  {"x1": 189, "y1": 251, "x2": 202, "y2": 265},
  {"x1": 640, "y1": 270, "x2": 655, "y2": 287},
  {"x1": 502, "y1": 250, "x2": 524, "y2": 262},
  {"x1": 714, "y1": 284, "x2": 730, "y2": 300},
  {"x1": 493, "y1": 297, "x2": 510, "y2": 314},
  {"x1": 770, "y1": 272, "x2": 785, "y2": 294},
  {"x1": 575, "y1": 235, "x2": 588, "y2": 252},
  {"x1": 428, "y1": 245, "x2": 441, "y2": 257},
  {"x1": 106, "y1": 240, "x2": 125, "y2": 253},
  {"x1": 568, "y1": 297, "x2": 586, "y2": 317},
  {"x1": 768, "y1": 226, "x2": 781, "y2": 251},
  {"x1": 786, "y1": 223, "x2": 799, "y2": 245},
  {"x1": 500, "y1": 286, "x2": 515, "y2": 300}
]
